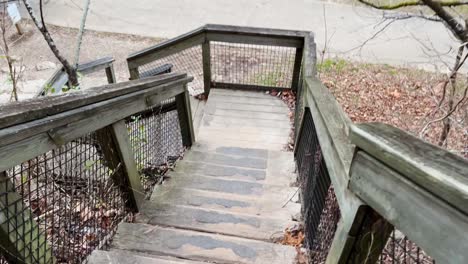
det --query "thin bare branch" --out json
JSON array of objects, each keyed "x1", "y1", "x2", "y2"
[{"x1": 358, "y1": 0, "x2": 468, "y2": 10}]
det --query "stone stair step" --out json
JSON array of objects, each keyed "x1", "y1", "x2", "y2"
[
  {"x1": 137, "y1": 203, "x2": 295, "y2": 241},
  {"x1": 149, "y1": 187, "x2": 300, "y2": 220},
  {"x1": 88, "y1": 249, "x2": 207, "y2": 263},
  {"x1": 111, "y1": 223, "x2": 297, "y2": 264}
]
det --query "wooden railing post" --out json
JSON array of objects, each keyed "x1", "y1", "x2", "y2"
[
  {"x1": 104, "y1": 121, "x2": 145, "y2": 211},
  {"x1": 291, "y1": 47, "x2": 303, "y2": 92},
  {"x1": 128, "y1": 66, "x2": 140, "y2": 80},
  {"x1": 176, "y1": 86, "x2": 195, "y2": 147},
  {"x1": 202, "y1": 40, "x2": 211, "y2": 96},
  {"x1": 105, "y1": 65, "x2": 117, "y2": 84},
  {"x1": 0, "y1": 172, "x2": 55, "y2": 264}
]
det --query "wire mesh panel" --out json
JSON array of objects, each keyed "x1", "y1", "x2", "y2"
[
  {"x1": 0, "y1": 131, "x2": 129, "y2": 264},
  {"x1": 379, "y1": 229, "x2": 435, "y2": 264},
  {"x1": 138, "y1": 46, "x2": 204, "y2": 95},
  {"x1": 126, "y1": 103, "x2": 184, "y2": 194},
  {"x1": 210, "y1": 42, "x2": 296, "y2": 89},
  {"x1": 295, "y1": 108, "x2": 340, "y2": 263}
]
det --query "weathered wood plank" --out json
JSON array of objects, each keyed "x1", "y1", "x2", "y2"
[
  {"x1": 350, "y1": 122, "x2": 468, "y2": 216},
  {"x1": 105, "y1": 65, "x2": 117, "y2": 84},
  {"x1": 202, "y1": 41, "x2": 211, "y2": 95},
  {"x1": 349, "y1": 151, "x2": 468, "y2": 264},
  {"x1": 77, "y1": 56, "x2": 115, "y2": 75},
  {"x1": 0, "y1": 73, "x2": 186, "y2": 129},
  {"x1": 291, "y1": 47, "x2": 303, "y2": 90},
  {"x1": 206, "y1": 32, "x2": 303, "y2": 47},
  {"x1": 176, "y1": 88, "x2": 195, "y2": 147},
  {"x1": 0, "y1": 79, "x2": 189, "y2": 172},
  {"x1": 110, "y1": 120, "x2": 145, "y2": 211},
  {"x1": 303, "y1": 78, "x2": 360, "y2": 217},
  {"x1": 204, "y1": 24, "x2": 308, "y2": 38},
  {"x1": 211, "y1": 82, "x2": 290, "y2": 91},
  {"x1": 0, "y1": 172, "x2": 55, "y2": 264},
  {"x1": 345, "y1": 208, "x2": 393, "y2": 264},
  {"x1": 127, "y1": 29, "x2": 205, "y2": 68}
]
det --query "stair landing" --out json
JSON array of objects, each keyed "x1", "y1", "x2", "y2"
[{"x1": 89, "y1": 89, "x2": 299, "y2": 263}]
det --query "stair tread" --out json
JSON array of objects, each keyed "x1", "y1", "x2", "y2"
[
  {"x1": 155, "y1": 173, "x2": 298, "y2": 200},
  {"x1": 88, "y1": 249, "x2": 207, "y2": 263},
  {"x1": 138, "y1": 203, "x2": 295, "y2": 241},
  {"x1": 149, "y1": 187, "x2": 300, "y2": 220},
  {"x1": 111, "y1": 223, "x2": 297, "y2": 264}
]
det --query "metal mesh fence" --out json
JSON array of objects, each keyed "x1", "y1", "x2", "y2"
[
  {"x1": 0, "y1": 131, "x2": 129, "y2": 264},
  {"x1": 210, "y1": 42, "x2": 296, "y2": 89},
  {"x1": 126, "y1": 103, "x2": 184, "y2": 195},
  {"x1": 295, "y1": 108, "x2": 340, "y2": 263},
  {"x1": 138, "y1": 46, "x2": 204, "y2": 95},
  {"x1": 379, "y1": 229, "x2": 435, "y2": 264}
]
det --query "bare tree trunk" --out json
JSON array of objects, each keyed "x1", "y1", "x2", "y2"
[
  {"x1": 438, "y1": 46, "x2": 464, "y2": 146},
  {"x1": 22, "y1": 0, "x2": 79, "y2": 87},
  {"x1": 1, "y1": 6, "x2": 20, "y2": 101}
]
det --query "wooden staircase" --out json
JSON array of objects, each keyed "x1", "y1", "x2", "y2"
[{"x1": 88, "y1": 89, "x2": 300, "y2": 263}]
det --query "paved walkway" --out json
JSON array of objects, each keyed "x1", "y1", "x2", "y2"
[
  {"x1": 38, "y1": 0, "x2": 455, "y2": 70},
  {"x1": 88, "y1": 89, "x2": 300, "y2": 263}
]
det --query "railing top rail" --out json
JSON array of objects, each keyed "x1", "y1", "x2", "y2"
[
  {"x1": 0, "y1": 73, "x2": 193, "y2": 173},
  {"x1": 77, "y1": 56, "x2": 115, "y2": 74},
  {"x1": 127, "y1": 26, "x2": 206, "y2": 60},
  {"x1": 204, "y1": 24, "x2": 311, "y2": 38},
  {"x1": 350, "y1": 122, "x2": 468, "y2": 215},
  {"x1": 127, "y1": 24, "x2": 312, "y2": 67},
  {"x1": 0, "y1": 73, "x2": 187, "y2": 130}
]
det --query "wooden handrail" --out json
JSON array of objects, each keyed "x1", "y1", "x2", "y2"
[
  {"x1": 350, "y1": 122, "x2": 468, "y2": 215},
  {"x1": 0, "y1": 74, "x2": 193, "y2": 172}
]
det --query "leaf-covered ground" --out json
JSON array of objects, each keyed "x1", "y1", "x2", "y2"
[{"x1": 319, "y1": 59, "x2": 467, "y2": 158}]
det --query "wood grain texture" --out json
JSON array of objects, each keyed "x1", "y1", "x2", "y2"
[
  {"x1": 0, "y1": 79, "x2": 189, "y2": 172},
  {"x1": 350, "y1": 122, "x2": 468, "y2": 215},
  {"x1": 176, "y1": 89, "x2": 195, "y2": 147},
  {"x1": 349, "y1": 151, "x2": 468, "y2": 264},
  {"x1": 0, "y1": 73, "x2": 187, "y2": 129},
  {"x1": 202, "y1": 41, "x2": 211, "y2": 95},
  {"x1": 111, "y1": 120, "x2": 145, "y2": 210}
]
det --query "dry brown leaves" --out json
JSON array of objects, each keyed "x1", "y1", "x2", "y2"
[
  {"x1": 278, "y1": 224, "x2": 305, "y2": 247},
  {"x1": 320, "y1": 60, "x2": 467, "y2": 158}
]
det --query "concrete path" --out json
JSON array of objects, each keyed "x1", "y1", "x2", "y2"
[
  {"x1": 39, "y1": 0, "x2": 455, "y2": 70},
  {"x1": 88, "y1": 89, "x2": 300, "y2": 263}
]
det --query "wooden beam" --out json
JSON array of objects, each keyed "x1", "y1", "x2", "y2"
[
  {"x1": 211, "y1": 82, "x2": 290, "y2": 91},
  {"x1": 202, "y1": 41, "x2": 211, "y2": 95},
  {"x1": 291, "y1": 47, "x2": 303, "y2": 91},
  {"x1": 110, "y1": 121, "x2": 145, "y2": 210},
  {"x1": 206, "y1": 32, "x2": 303, "y2": 47},
  {"x1": 350, "y1": 122, "x2": 468, "y2": 216},
  {"x1": 105, "y1": 65, "x2": 117, "y2": 84},
  {"x1": 349, "y1": 151, "x2": 468, "y2": 263},
  {"x1": 204, "y1": 24, "x2": 308, "y2": 38},
  {"x1": 77, "y1": 56, "x2": 115, "y2": 75},
  {"x1": 345, "y1": 208, "x2": 393, "y2": 264},
  {"x1": 303, "y1": 78, "x2": 359, "y2": 213},
  {"x1": 0, "y1": 73, "x2": 187, "y2": 130},
  {"x1": 128, "y1": 66, "x2": 140, "y2": 80},
  {"x1": 127, "y1": 29, "x2": 205, "y2": 68},
  {"x1": 0, "y1": 79, "x2": 190, "y2": 173},
  {"x1": 176, "y1": 88, "x2": 195, "y2": 147},
  {"x1": 0, "y1": 172, "x2": 55, "y2": 264}
]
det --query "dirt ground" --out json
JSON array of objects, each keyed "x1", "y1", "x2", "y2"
[
  {"x1": 0, "y1": 21, "x2": 164, "y2": 102},
  {"x1": 319, "y1": 59, "x2": 467, "y2": 157}
]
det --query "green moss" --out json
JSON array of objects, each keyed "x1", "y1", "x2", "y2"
[{"x1": 317, "y1": 58, "x2": 348, "y2": 72}]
